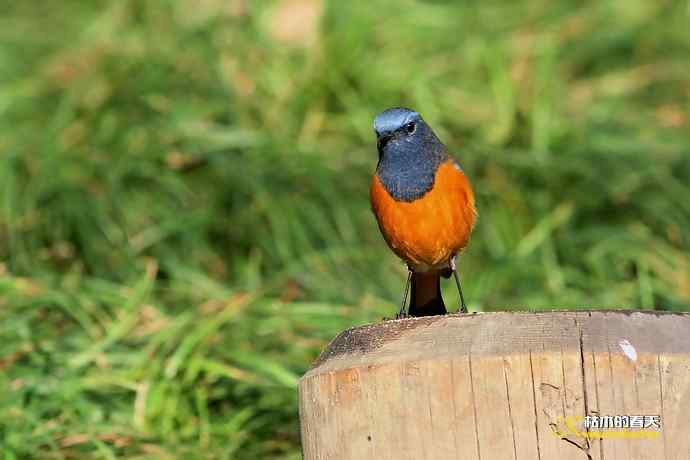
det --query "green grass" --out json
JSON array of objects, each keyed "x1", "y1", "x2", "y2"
[{"x1": 2, "y1": 0, "x2": 690, "y2": 458}]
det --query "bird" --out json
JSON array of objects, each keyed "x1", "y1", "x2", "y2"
[{"x1": 370, "y1": 107, "x2": 477, "y2": 317}]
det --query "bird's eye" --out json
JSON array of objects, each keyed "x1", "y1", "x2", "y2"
[{"x1": 404, "y1": 122, "x2": 416, "y2": 134}]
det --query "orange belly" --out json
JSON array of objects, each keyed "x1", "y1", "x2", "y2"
[{"x1": 370, "y1": 159, "x2": 476, "y2": 271}]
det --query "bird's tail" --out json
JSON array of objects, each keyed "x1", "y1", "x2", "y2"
[{"x1": 408, "y1": 271, "x2": 446, "y2": 316}]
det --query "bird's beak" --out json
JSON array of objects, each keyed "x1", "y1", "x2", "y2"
[{"x1": 377, "y1": 132, "x2": 393, "y2": 151}]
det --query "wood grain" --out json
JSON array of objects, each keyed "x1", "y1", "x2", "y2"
[{"x1": 299, "y1": 311, "x2": 690, "y2": 459}]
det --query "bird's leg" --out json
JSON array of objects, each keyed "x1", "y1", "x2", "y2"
[
  {"x1": 450, "y1": 256, "x2": 467, "y2": 313},
  {"x1": 397, "y1": 267, "x2": 413, "y2": 319}
]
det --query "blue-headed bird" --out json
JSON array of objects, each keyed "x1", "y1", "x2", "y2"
[{"x1": 370, "y1": 108, "x2": 477, "y2": 317}]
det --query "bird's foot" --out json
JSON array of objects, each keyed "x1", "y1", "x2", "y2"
[
  {"x1": 395, "y1": 311, "x2": 410, "y2": 320},
  {"x1": 450, "y1": 256, "x2": 468, "y2": 314}
]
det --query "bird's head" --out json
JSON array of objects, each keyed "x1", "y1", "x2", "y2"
[
  {"x1": 372, "y1": 107, "x2": 449, "y2": 201},
  {"x1": 373, "y1": 107, "x2": 426, "y2": 153}
]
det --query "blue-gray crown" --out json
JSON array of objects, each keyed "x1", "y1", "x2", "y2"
[{"x1": 373, "y1": 107, "x2": 420, "y2": 134}]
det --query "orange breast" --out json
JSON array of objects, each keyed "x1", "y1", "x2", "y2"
[{"x1": 370, "y1": 159, "x2": 476, "y2": 271}]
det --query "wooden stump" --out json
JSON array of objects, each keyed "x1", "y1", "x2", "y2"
[{"x1": 299, "y1": 311, "x2": 690, "y2": 459}]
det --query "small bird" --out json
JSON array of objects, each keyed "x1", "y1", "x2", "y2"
[{"x1": 370, "y1": 107, "x2": 477, "y2": 317}]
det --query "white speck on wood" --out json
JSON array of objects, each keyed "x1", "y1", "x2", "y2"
[{"x1": 619, "y1": 339, "x2": 638, "y2": 362}]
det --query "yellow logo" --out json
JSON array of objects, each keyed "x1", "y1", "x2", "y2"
[{"x1": 552, "y1": 415, "x2": 661, "y2": 439}]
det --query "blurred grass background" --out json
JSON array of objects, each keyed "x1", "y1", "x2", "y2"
[{"x1": 1, "y1": 0, "x2": 690, "y2": 458}]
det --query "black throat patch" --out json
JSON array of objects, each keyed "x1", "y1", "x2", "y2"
[{"x1": 376, "y1": 133, "x2": 448, "y2": 202}]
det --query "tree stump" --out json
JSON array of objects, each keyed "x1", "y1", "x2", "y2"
[{"x1": 299, "y1": 311, "x2": 690, "y2": 459}]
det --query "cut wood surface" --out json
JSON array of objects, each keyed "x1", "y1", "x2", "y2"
[{"x1": 299, "y1": 311, "x2": 690, "y2": 460}]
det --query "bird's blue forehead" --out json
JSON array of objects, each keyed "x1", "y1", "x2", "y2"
[{"x1": 373, "y1": 107, "x2": 421, "y2": 134}]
